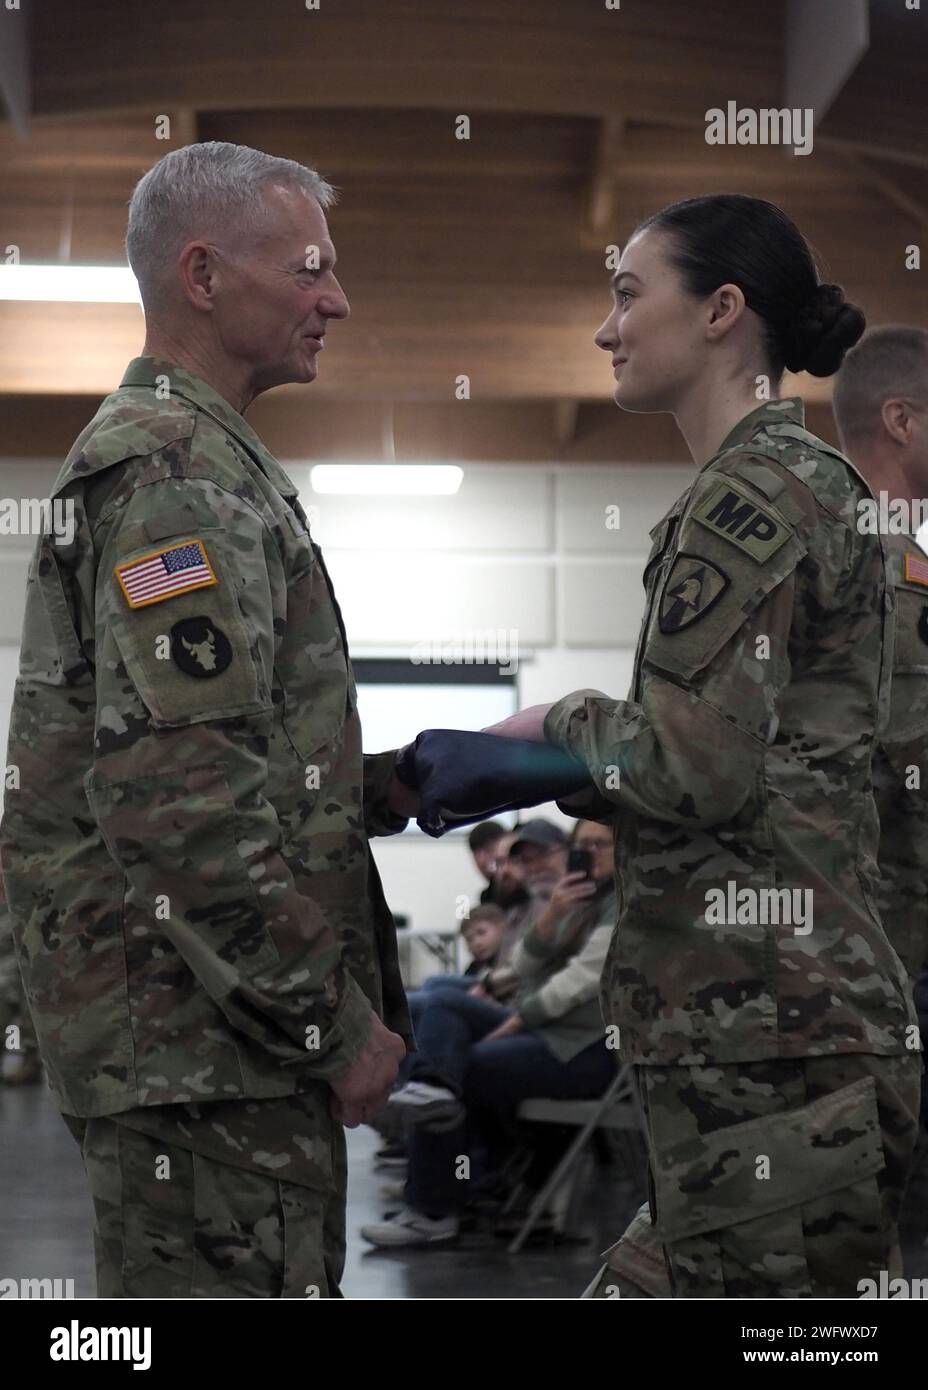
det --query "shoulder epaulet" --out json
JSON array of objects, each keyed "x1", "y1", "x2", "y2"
[
  {"x1": 726, "y1": 456, "x2": 806, "y2": 527},
  {"x1": 52, "y1": 390, "x2": 196, "y2": 498}
]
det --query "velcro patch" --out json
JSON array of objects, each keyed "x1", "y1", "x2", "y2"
[
  {"x1": 905, "y1": 552, "x2": 928, "y2": 588},
  {"x1": 115, "y1": 539, "x2": 218, "y2": 610},
  {"x1": 692, "y1": 479, "x2": 790, "y2": 562}
]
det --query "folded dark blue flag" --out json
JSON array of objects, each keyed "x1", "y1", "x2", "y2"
[{"x1": 394, "y1": 728, "x2": 593, "y2": 838}]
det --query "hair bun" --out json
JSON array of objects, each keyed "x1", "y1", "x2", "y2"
[{"x1": 782, "y1": 283, "x2": 866, "y2": 377}]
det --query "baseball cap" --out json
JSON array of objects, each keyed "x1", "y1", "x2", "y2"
[{"x1": 509, "y1": 818, "x2": 568, "y2": 856}]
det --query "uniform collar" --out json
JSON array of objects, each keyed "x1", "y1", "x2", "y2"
[
  {"x1": 119, "y1": 356, "x2": 298, "y2": 499},
  {"x1": 712, "y1": 396, "x2": 805, "y2": 461}
]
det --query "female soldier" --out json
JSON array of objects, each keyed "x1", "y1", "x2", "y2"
[{"x1": 484, "y1": 194, "x2": 921, "y2": 1298}]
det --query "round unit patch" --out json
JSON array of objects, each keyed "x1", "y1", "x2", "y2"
[
  {"x1": 170, "y1": 615, "x2": 233, "y2": 678},
  {"x1": 918, "y1": 606, "x2": 928, "y2": 646}
]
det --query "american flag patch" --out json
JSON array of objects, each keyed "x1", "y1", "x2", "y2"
[
  {"x1": 905, "y1": 552, "x2": 928, "y2": 588},
  {"x1": 115, "y1": 540, "x2": 218, "y2": 610}
]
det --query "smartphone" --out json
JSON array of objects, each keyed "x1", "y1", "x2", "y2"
[{"x1": 567, "y1": 847, "x2": 593, "y2": 880}]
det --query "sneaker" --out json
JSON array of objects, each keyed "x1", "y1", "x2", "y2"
[
  {"x1": 387, "y1": 1081, "x2": 464, "y2": 1128},
  {"x1": 360, "y1": 1204, "x2": 460, "y2": 1247},
  {"x1": 380, "y1": 1179, "x2": 406, "y2": 1201}
]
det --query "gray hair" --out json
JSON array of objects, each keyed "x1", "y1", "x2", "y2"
[
  {"x1": 833, "y1": 325, "x2": 928, "y2": 449},
  {"x1": 126, "y1": 141, "x2": 336, "y2": 303}
]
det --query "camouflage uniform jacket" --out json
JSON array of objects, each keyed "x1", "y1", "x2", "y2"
[
  {"x1": 873, "y1": 533, "x2": 928, "y2": 980},
  {"x1": 0, "y1": 357, "x2": 414, "y2": 1124},
  {"x1": 545, "y1": 397, "x2": 916, "y2": 1067}
]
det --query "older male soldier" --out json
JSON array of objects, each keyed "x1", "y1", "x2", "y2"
[{"x1": 0, "y1": 142, "x2": 417, "y2": 1298}]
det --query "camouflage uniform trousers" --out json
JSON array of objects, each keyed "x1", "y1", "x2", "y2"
[
  {"x1": 583, "y1": 1052, "x2": 921, "y2": 1299},
  {"x1": 0, "y1": 923, "x2": 38, "y2": 1059},
  {"x1": 63, "y1": 1113, "x2": 348, "y2": 1298}
]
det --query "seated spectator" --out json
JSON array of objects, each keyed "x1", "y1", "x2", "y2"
[
  {"x1": 361, "y1": 819, "x2": 616, "y2": 1247},
  {"x1": 368, "y1": 824, "x2": 563, "y2": 1165},
  {"x1": 495, "y1": 818, "x2": 567, "y2": 961},
  {"x1": 445, "y1": 904, "x2": 506, "y2": 986},
  {"x1": 468, "y1": 821, "x2": 508, "y2": 906}
]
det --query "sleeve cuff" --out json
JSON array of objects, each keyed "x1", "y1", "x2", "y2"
[
  {"x1": 543, "y1": 688, "x2": 606, "y2": 752},
  {"x1": 362, "y1": 749, "x2": 409, "y2": 838},
  {"x1": 303, "y1": 973, "x2": 375, "y2": 1083}
]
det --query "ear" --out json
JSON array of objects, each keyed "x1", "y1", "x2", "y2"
[
  {"x1": 176, "y1": 240, "x2": 218, "y2": 313},
  {"x1": 880, "y1": 398, "x2": 915, "y2": 446},
  {"x1": 705, "y1": 282, "x2": 746, "y2": 343}
]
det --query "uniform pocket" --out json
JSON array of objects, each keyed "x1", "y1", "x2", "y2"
[
  {"x1": 652, "y1": 1075, "x2": 888, "y2": 1298},
  {"x1": 652, "y1": 1074, "x2": 883, "y2": 1241},
  {"x1": 21, "y1": 539, "x2": 93, "y2": 687}
]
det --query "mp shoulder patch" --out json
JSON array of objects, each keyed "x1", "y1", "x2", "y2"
[
  {"x1": 659, "y1": 553, "x2": 730, "y2": 633},
  {"x1": 115, "y1": 539, "x2": 218, "y2": 610},
  {"x1": 691, "y1": 477, "x2": 791, "y2": 563}
]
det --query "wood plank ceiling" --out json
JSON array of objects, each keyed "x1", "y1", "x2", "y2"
[{"x1": 0, "y1": 0, "x2": 925, "y2": 461}]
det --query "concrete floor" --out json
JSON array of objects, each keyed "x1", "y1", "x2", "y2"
[
  {"x1": 3, "y1": 1083, "x2": 927, "y2": 1299},
  {"x1": 0, "y1": 1083, "x2": 644, "y2": 1299}
]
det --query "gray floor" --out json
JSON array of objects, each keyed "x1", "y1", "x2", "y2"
[
  {"x1": 0, "y1": 1083, "x2": 643, "y2": 1299},
  {"x1": 4, "y1": 1082, "x2": 927, "y2": 1299}
]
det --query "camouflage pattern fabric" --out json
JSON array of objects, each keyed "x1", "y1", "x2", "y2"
[
  {"x1": 0, "y1": 880, "x2": 37, "y2": 1060},
  {"x1": 583, "y1": 1052, "x2": 920, "y2": 1298},
  {"x1": 0, "y1": 357, "x2": 413, "y2": 1193},
  {"x1": 63, "y1": 1113, "x2": 347, "y2": 1298},
  {"x1": 872, "y1": 533, "x2": 928, "y2": 980},
  {"x1": 547, "y1": 397, "x2": 916, "y2": 1066}
]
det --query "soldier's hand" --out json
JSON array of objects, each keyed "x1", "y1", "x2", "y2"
[
  {"x1": 480, "y1": 703, "x2": 553, "y2": 742},
  {"x1": 329, "y1": 1013, "x2": 407, "y2": 1129},
  {"x1": 387, "y1": 765, "x2": 420, "y2": 819}
]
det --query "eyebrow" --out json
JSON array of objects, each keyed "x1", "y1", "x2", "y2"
[
  {"x1": 611, "y1": 271, "x2": 643, "y2": 289},
  {"x1": 292, "y1": 252, "x2": 336, "y2": 271}
]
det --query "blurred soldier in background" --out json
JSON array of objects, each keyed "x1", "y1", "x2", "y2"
[{"x1": 833, "y1": 325, "x2": 928, "y2": 1257}]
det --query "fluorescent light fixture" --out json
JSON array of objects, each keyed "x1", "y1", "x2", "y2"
[
  {"x1": 310, "y1": 464, "x2": 463, "y2": 496},
  {"x1": 0, "y1": 264, "x2": 141, "y2": 303}
]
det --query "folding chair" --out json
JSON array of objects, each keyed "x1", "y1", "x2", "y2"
[{"x1": 506, "y1": 1062, "x2": 645, "y2": 1253}]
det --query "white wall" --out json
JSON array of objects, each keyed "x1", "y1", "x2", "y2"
[
  {"x1": 0, "y1": 454, "x2": 693, "y2": 980},
  {"x1": 297, "y1": 459, "x2": 690, "y2": 977}
]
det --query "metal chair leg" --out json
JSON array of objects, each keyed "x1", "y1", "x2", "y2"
[{"x1": 507, "y1": 1068, "x2": 631, "y2": 1254}]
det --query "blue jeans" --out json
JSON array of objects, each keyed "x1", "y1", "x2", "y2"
[
  {"x1": 402, "y1": 987, "x2": 615, "y2": 1216},
  {"x1": 399, "y1": 975, "x2": 475, "y2": 1087}
]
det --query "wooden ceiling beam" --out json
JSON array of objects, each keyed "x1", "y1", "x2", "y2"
[
  {"x1": 28, "y1": 0, "x2": 781, "y2": 125},
  {"x1": 829, "y1": 149, "x2": 928, "y2": 235},
  {"x1": 553, "y1": 399, "x2": 580, "y2": 451},
  {"x1": 0, "y1": 391, "x2": 841, "y2": 465},
  {"x1": 586, "y1": 116, "x2": 625, "y2": 243}
]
